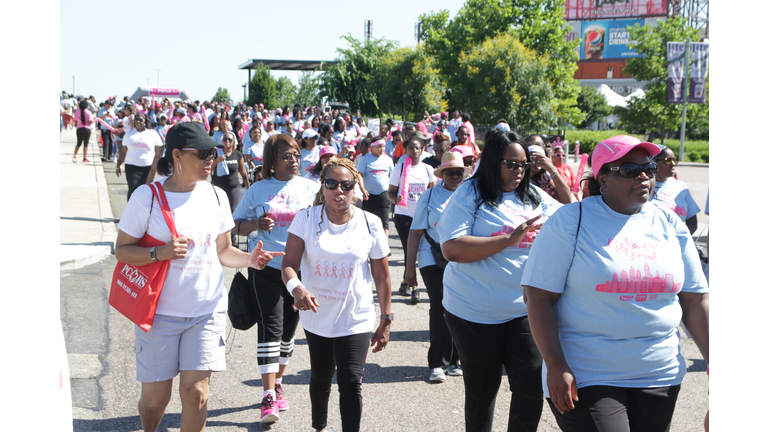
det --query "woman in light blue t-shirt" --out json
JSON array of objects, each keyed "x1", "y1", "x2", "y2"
[
  {"x1": 523, "y1": 135, "x2": 708, "y2": 432},
  {"x1": 438, "y1": 129, "x2": 561, "y2": 432}
]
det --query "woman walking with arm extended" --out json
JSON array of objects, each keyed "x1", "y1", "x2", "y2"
[{"x1": 282, "y1": 157, "x2": 392, "y2": 432}]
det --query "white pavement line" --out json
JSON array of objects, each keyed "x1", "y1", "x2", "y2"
[{"x1": 68, "y1": 353, "x2": 103, "y2": 379}]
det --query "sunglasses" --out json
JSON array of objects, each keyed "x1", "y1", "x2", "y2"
[
  {"x1": 323, "y1": 178, "x2": 355, "y2": 191},
  {"x1": 435, "y1": 147, "x2": 451, "y2": 152},
  {"x1": 222, "y1": 137, "x2": 234, "y2": 142},
  {"x1": 609, "y1": 162, "x2": 657, "y2": 178},
  {"x1": 502, "y1": 160, "x2": 531, "y2": 171},
  {"x1": 182, "y1": 148, "x2": 216, "y2": 160},
  {"x1": 655, "y1": 157, "x2": 678, "y2": 166},
  {"x1": 280, "y1": 153, "x2": 301, "y2": 162},
  {"x1": 442, "y1": 169, "x2": 465, "y2": 178}
]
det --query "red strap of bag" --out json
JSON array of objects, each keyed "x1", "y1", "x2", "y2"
[{"x1": 148, "y1": 182, "x2": 179, "y2": 238}]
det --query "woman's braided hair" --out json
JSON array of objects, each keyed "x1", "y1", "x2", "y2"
[{"x1": 314, "y1": 157, "x2": 360, "y2": 238}]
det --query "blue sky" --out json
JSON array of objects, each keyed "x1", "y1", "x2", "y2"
[{"x1": 60, "y1": 0, "x2": 467, "y2": 103}]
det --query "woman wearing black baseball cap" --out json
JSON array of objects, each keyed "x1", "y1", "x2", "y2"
[{"x1": 115, "y1": 122, "x2": 284, "y2": 432}]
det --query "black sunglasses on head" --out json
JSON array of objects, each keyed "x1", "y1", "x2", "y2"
[
  {"x1": 323, "y1": 178, "x2": 355, "y2": 191},
  {"x1": 609, "y1": 162, "x2": 657, "y2": 178}
]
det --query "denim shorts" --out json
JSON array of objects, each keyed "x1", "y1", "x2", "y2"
[{"x1": 134, "y1": 311, "x2": 227, "y2": 382}]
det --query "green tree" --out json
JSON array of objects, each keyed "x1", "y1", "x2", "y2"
[
  {"x1": 620, "y1": 16, "x2": 708, "y2": 142},
  {"x1": 319, "y1": 34, "x2": 398, "y2": 115},
  {"x1": 577, "y1": 85, "x2": 613, "y2": 128},
  {"x1": 373, "y1": 46, "x2": 445, "y2": 122},
  {"x1": 211, "y1": 87, "x2": 231, "y2": 104},
  {"x1": 419, "y1": 0, "x2": 583, "y2": 126},
  {"x1": 247, "y1": 64, "x2": 277, "y2": 109},
  {"x1": 275, "y1": 76, "x2": 297, "y2": 108},
  {"x1": 452, "y1": 33, "x2": 556, "y2": 130},
  {"x1": 295, "y1": 71, "x2": 322, "y2": 108}
]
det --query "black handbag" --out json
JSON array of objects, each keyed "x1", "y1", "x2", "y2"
[
  {"x1": 423, "y1": 189, "x2": 449, "y2": 270},
  {"x1": 227, "y1": 221, "x2": 260, "y2": 330}
]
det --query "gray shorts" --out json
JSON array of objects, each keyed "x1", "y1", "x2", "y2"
[{"x1": 134, "y1": 311, "x2": 227, "y2": 382}]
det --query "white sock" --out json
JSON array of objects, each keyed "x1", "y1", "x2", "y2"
[
  {"x1": 263, "y1": 389, "x2": 276, "y2": 399},
  {"x1": 275, "y1": 377, "x2": 282, "y2": 385}
]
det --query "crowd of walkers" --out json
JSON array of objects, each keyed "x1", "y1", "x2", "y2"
[{"x1": 74, "y1": 92, "x2": 708, "y2": 432}]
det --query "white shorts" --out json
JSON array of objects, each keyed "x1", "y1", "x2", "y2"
[{"x1": 134, "y1": 311, "x2": 227, "y2": 382}]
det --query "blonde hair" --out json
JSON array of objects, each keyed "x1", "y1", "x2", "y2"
[{"x1": 313, "y1": 157, "x2": 360, "y2": 238}]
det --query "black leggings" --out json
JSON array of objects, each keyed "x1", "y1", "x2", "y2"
[
  {"x1": 419, "y1": 265, "x2": 459, "y2": 369},
  {"x1": 393, "y1": 214, "x2": 413, "y2": 266},
  {"x1": 548, "y1": 385, "x2": 681, "y2": 432},
  {"x1": 305, "y1": 330, "x2": 370, "y2": 432},
  {"x1": 445, "y1": 311, "x2": 543, "y2": 432},
  {"x1": 249, "y1": 266, "x2": 301, "y2": 375},
  {"x1": 101, "y1": 130, "x2": 113, "y2": 159},
  {"x1": 124, "y1": 164, "x2": 152, "y2": 202},
  {"x1": 75, "y1": 128, "x2": 91, "y2": 154}
]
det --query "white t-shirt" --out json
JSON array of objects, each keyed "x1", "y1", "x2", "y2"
[
  {"x1": 288, "y1": 206, "x2": 389, "y2": 337},
  {"x1": 123, "y1": 129, "x2": 162, "y2": 167},
  {"x1": 520, "y1": 197, "x2": 708, "y2": 394},
  {"x1": 389, "y1": 162, "x2": 436, "y2": 217},
  {"x1": 300, "y1": 147, "x2": 320, "y2": 175},
  {"x1": 117, "y1": 180, "x2": 235, "y2": 317}
]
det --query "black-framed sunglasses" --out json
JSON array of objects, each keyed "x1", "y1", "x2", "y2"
[
  {"x1": 323, "y1": 178, "x2": 356, "y2": 191},
  {"x1": 182, "y1": 148, "x2": 216, "y2": 160},
  {"x1": 442, "y1": 169, "x2": 465, "y2": 178},
  {"x1": 655, "y1": 157, "x2": 678, "y2": 166},
  {"x1": 609, "y1": 162, "x2": 657, "y2": 178},
  {"x1": 502, "y1": 160, "x2": 531, "y2": 171},
  {"x1": 222, "y1": 137, "x2": 234, "y2": 142}
]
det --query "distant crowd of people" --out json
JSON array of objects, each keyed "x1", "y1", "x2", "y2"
[{"x1": 70, "y1": 91, "x2": 708, "y2": 432}]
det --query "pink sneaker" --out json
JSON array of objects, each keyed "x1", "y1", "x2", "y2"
[
  {"x1": 275, "y1": 382, "x2": 289, "y2": 411},
  {"x1": 260, "y1": 393, "x2": 280, "y2": 423}
]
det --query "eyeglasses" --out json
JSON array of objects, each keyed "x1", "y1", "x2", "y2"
[
  {"x1": 182, "y1": 148, "x2": 216, "y2": 160},
  {"x1": 222, "y1": 137, "x2": 234, "y2": 142},
  {"x1": 502, "y1": 160, "x2": 531, "y2": 171},
  {"x1": 609, "y1": 162, "x2": 657, "y2": 178},
  {"x1": 655, "y1": 157, "x2": 678, "y2": 166},
  {"x1": 280, "y1": 153, "x2": 301, "y2": 162},
  {"x1": 435, "y1": 147, "x2": 451, "y2": 152},
  {"x1": 442, "y1": 169, "x2": 465, "y2": 178},
  {"x1": 323, "y1": 178, "x2": 356, "y2": 191}
]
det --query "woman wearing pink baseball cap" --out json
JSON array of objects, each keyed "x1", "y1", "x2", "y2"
[{"x1": 523, "y1": 135, "x2": 709, "y2": 432}]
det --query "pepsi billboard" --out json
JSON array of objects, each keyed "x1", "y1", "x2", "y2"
[{"x1": 580, "y1": 18, "x2": 644, "y2": 60}]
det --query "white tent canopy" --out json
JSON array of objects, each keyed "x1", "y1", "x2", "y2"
[
  {"x1": 625, "y1": 88, "x2": 646, "y2": 101},
  {"x1": 596, "y1": 84, "x2": 628, "y2": 108}
]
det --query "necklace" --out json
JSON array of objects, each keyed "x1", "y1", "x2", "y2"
[{"x1": 326, "y1": 207, "x2": 354, "y2": 236}]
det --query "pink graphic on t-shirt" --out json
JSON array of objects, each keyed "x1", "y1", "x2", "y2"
[
  {"x1": 315, "y1": 261, "x2": 322, "y2": 276},
  {"x1": 606, "y1": 238, "x2": 661, "y2": 261},
  {"x1": 490, "y1": 226, "x2": 535, "y2": 248},
  {"x1": 674, "y1": 205, "x2": 688, "y2": 217},
  {"x1": 323, "y1": 262, "x2": 330, "y2": 277},
  {"x1": 348, "y1": 266, "x2": 354, "y2": 280},
  {"x1": 340, "y1": 263, "x2": 347, "y2": 279},
  {"x1": 331, "y1": 263, "x2": 339, "y2": 279},
  {"x1": 595, "y1": 262, "x2": 682, "y2": 294}
]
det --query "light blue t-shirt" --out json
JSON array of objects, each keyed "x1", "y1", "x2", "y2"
[
  {"x1": 300, "y1": 147, "x2": 320, "y2": 176},
  {"x1": 520, "y1": 197, "x2": 708, "y2": 395},
  {"x1": 357, "y1": 153, "x2": 394, "y2": 195},
  {"x1": 232, "y1": 176, "x2": 320, "y2": 269},
  {"x1": 650, "y1": 178, "x2": 701, "y2": 222},
  {"x1": 411, "y1": 183, "x2": 455, "y2": 268},
  {"x1": 437, "y1": 179, "x2": 561, "y2": 324},
  {"x1": 384, "y1": 140, "x2": 396, "y2": 158}
]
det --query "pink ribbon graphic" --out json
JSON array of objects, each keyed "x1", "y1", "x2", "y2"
[{"x1": 397, "y1": 157, "x2": 412, "y2": 208}]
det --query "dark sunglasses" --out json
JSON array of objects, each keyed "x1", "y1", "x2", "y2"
[
  {"x1": 609, "y1": 162, "x2": 657, "y2": 178},
  {"x1": 435, "y1": 146, "x2": 451, "y2": 152},
  {"x1": 655, "y1": 157, "x2": 678, "y2": 166},
  {"x1": 442, "y1": 169, "x2": 465, "y2": 178},
  {"x1": 281, "y1": 153, "x2": 301, "y2": 162},
  {"x1": 181, "y1": 148, "x2": 216, "y2": 160},
  {"x1": 222, "y1": 137, "x2": 234, "y2": 142},
  {"x1": 323, "y1": 178, "x2": 355, "y2": 191},
  {"x1": 502, "y1": 160, "x2": 531, "y2": 171}
]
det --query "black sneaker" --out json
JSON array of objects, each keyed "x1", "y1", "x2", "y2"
[
  {"x1": 399, "y1": 282, "x2": 412, "y2": 296},
  {"x1": 410, "y1": 287, "x2": 420, "y2": 304}
]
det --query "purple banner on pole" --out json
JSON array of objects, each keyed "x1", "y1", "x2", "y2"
[
  {"x1": 667, "y1": 42, "x2": 686, "y2": 104},
  {"x1": 688, "y1": 42, "x2": 709, "y2": 104}
]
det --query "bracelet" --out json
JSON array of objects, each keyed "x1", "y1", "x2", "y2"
[
  {"x1": 286, "y1": 278, "x2": 303, "y2": 297},
  {"x1": 549, "y1": 170, "x2": 558, "y2": 176}
]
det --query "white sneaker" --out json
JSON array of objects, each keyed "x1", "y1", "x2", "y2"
[
  {"x1": 445, "y1": 365, "x2": 463, "y2": 376},
  {"x1": 429, "y1": 367, "x2": 446, "y2": 382}
]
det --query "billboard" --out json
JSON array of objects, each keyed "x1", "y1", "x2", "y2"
[
  {"x1": 565, "y1": 0, "x2": 668, "y2": 20},
  {"x1": 580, "y1": 19, "x2": 643, "y2": 60},
  {"x1": 566, "y1": 21, "x2": 582, "y2": 56}
]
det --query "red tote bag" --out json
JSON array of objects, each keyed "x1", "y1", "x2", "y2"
[{"x1": 109, "y1": 182, "x2": 179, "y2": 332}]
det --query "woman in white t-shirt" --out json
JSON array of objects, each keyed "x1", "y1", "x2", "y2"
[
  {"x1": 115, "y1": 122, "x2": 282, "y2": 432},
  {"x1": 387, "y1": 137, "x2": 436, "y2": 303},
  {"x1": 116, "y1": 113, "x2": 164, "y2": 201},
  {"x1": 522, "y1": 135, "x2": 709, "y2": 432},
  {"x1": 650, "y1": 145, "x2": 700, "y2": 234},
  {"x1": 282, "y1": 157, "x2": 392, "y2": 432}
]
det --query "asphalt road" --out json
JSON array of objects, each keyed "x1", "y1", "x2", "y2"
[{"x1": 62, "y1": 162, "x2": 709, "y2": 431}]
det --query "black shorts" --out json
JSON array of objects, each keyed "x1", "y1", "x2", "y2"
[{"x1": 362, "y1": 191, "x2": 390, "y2": 230}]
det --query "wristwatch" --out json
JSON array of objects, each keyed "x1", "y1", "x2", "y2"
[
  {"x1": 380, "y1": 313, "x2": 394, "y2": 321},
  {"x1": 149, "y1": 247, "x2": 159, "y2": 262}
]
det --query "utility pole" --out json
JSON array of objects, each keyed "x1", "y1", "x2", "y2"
[
  {"x1": 415, "y1": 21, "x2": 422, "y2": 43},
  {"x1": 364, "y1": 20, "x2": 372, "y2": 41}
]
